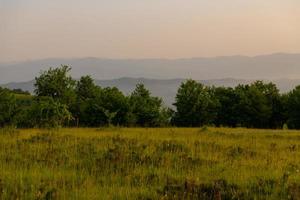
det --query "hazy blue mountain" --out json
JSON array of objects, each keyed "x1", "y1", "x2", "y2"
[
  {"x1": 2, "y1": 78, "x2": 300, "y2": 106},
  {"x1": 2, "y1": 53, "x2": 300, "y2": 106},
  {"x1": 1, "y1": 53, "x2": 300, "y2": 84}
]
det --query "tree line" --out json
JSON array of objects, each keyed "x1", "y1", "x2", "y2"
[{"x1": 1, "y1": 65, "x2": 300, "y2": 129}]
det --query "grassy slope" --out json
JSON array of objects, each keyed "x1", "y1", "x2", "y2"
[{"x1": 0, "y1": 127, "x2": 300, "y2": 199}]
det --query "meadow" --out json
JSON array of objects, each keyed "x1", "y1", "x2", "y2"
[{"x1": 1, "y1": 127, "x2": 300, "y2": 199}]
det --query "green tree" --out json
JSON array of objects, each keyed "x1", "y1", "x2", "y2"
[
  {"x1": 129, "y1": 84, "x2": 163, "y2": 127},
  {"x1": 0, "y1": 87, "x2": 17, "y2": 127},
  {"x1": 34, "y1": 65, "x2": 76, "y2": 106},
  {"x1": 251, "y1": 81, "x2": 285, "y2": 128},
  {"x1": 286, "y1": 86, "x2": 300, "y2": 129},
  {"x1": 213, "y1": 87, "x2": 239, "y2": 127},
  {"x1": 157, "y1": 107, "x2": 173, "y2": 127},
  {"x1": 100, "y1": 87, "x2": 129, "y2": 126},
  {"x1": 82, "y1": 87, "x2": 129, "y2": 126},
  {"x1": 14, "y1": 93, "x2": 34, "y2": 128},
  {"x1": 173, "y1": 80, "x2": 217, "y2": 127},
  {"x1": 76, "y1": 75, "x2": 98, "y2": 100},
  {"x1": 234, "y1": 83, "x2": 272, "y2": 128},
  {"x1": 28, "y1": 97, "x2": 72, "y2": 128},
  {"x1": 74, "y1": 75, "x2": 100, "y2": 126}
]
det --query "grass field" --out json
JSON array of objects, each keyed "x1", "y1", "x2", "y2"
[{"x1": 1, "y1": 127, "x2": 300, "y2": 199}]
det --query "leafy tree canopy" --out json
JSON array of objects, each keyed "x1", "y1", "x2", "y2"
[{"x1": 34, "y1": 65, "x2": 76, "y2": 105}]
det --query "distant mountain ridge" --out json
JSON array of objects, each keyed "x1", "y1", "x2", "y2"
[
  {"x1": 2, "y1": 53, "x2": 300, "y2": 106},
  {"x1": 2, "y1": 77, "x2": 300, "y2": 106},
  {"x1": 1, "y1": 53, "x2": 300, "y2": 84}
]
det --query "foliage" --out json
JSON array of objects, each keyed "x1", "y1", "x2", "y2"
[
  {"x1": 27, "y1": 97, "x2": 72, "y2": 128},
  {"x1": 75, "y1": 75, "x2": 98, "y2": 100},
  {"x1": 82, "y1": 87, "x2": 129, "y2": 126},
  {"x1": 0, "y1": 87, "x2": 17, "y2": 127},
  {"x1": 234, "y1": 83, "x2": 272, "y2": 128},
  {"x1": 129, "y1": 84, "x2": 165, "y2": 127},
  {"x1": 251, "y1": 81, "x2": 285, "y2": 128},
  {"x1": 173, "y1": 80, "x2": 217, "y2": 127},
  {"x1": 14, "y1": 93, "x2": 34, "y2": 128},
  {"x1": 73, "y1": 75, "x2": 100, "y2": 126},
  {"x1": 286, "y1": 86, "x2": 300, "y2": 129},
  {"x1": 34, "y1": 65, "x2": 76, "y2": 106},
  {"x1": 213, "y1": 87, "x2": 239, "y2": 127},
  {"x1": 3, "y1": 66, "x2": 300, "y2": 129}
]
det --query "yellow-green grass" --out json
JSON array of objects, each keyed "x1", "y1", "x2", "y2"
[{"x1": 1, "y1": 127, "x2": 300, "y2": 199}]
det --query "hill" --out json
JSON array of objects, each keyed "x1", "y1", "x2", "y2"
[
  {"x1": 2, "y1": 78, "x2": 300, "y2": 106},
  {"x1": 1, "y1": 53, "x2": 300, "y2": 84}
]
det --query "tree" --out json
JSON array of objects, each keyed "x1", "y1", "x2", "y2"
[
  {"x1": 234, "y1": 83, "x2": 272, "y2": 128},
  {"x1": 100, "y1": 87, "x2": 129, "y2": 126},
  {"x1": 213, "y1": 87, "x2": 239, "y2": 127},
  {"x1": 34, "y1": 65, "x2": 76, "y2": 106},
  {"x1": 251, "y1": 81, "x2": 285, "y2": 128},
  {"x1": 28, "y1": 97, "x2": 72, "y2": 128},
  {"x1": 76, "y1": 75, "x2": 98, "y2": 100},
  {"x1": 129, "y1": 84, "x2": 163, "y2": 127},
  {"x1": 81, "y1": 87, "x2": 129, "y2": 127},
  {"x1": 74, "y1": 76, "x2": 100, "y2": 126},
  {"x1": 14, "y1": 93, "x2": 34, "y2": 128},
  {"x1": 173, "y1": 80, "x2": 217, "y2": 127},
  {"x1": 0, "y1": 87, "x2": 17, "y2": 127},
  {"x1": 286, "y1": 86, "x2": 300, "y2": 129},
  {"x1": 10, "y1": 88, "x2": 30, "y2": 95},
  {"x1": 157, "y1": 107, "x2": 173, "y2": 127}
]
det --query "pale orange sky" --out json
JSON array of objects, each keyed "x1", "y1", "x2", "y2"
[{"x1": 0, "y1": 0, "x2": 300, "y2": 62}]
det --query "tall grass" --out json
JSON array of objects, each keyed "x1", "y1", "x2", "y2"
[{"x1": 0, "y1": 127, "x2": 300, "y2": 199}]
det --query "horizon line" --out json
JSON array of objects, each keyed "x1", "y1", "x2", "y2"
[{"x1": 1, "y1": 52, "x2": 300, "y2": 65}]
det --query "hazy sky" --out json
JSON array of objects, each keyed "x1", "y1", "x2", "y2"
[{"x1": 1, "y1": 0, "x2": 300, "y2": 62}]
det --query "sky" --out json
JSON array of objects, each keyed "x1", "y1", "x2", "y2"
[{"x1": 0, "y1": 0, "x2": 300, "y2": 62}]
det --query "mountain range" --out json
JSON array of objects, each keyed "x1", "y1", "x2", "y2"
[
  {"x1": 1, "y1": 53, "x2": 300, "y2": 83},
  {"x1": 1, "y1": 53, "x2": 300, "y2": 106},
  {"x1": 2, "y1": 78, "x2": 300, "y2": 107}
]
